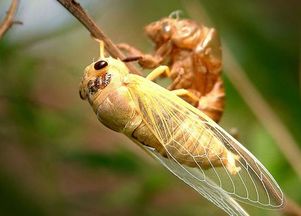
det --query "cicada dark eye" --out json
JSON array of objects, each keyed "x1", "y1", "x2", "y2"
[{"x1": 94, "y1": 60, "x2": 108, "y2": 70}]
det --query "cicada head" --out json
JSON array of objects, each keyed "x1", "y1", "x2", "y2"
[
  {"x1": 79, "y1": 41, "x2": 129, "y2": 103},
  {"x1": 144, "y1": 17, "x2": 177, "y2": 45},
  {"x1": 145, "y1": 17, "x2": 201, "y2": 49}
]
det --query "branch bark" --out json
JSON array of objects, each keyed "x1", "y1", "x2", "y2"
[
  {"x1": 56, "y1": 0, "x2": 141, "y2": 75},
  {"x1": 0, "y1": 0, "x2": 21, "y2": 39}
]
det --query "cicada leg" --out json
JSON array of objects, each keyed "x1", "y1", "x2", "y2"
[
  {"x1": 118, "y1": 43, "x2": 163, "y2": 68},
  {"x1": 146, "y1": 65, "x2": 171, "y2": 81},
  {"x1": 171, "y1": 89, "x2": 199, "y2": 104},
  {"x1": 118, "y1": 43, "x2": 144, "y2": 56}
]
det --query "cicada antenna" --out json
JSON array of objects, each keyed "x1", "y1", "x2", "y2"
[
  {"x1": 98, "y1": 40, "x2": 105, "y2": 59},
  {"x1": 92, "y1": 38, "x2": 105, "y2": 59}
]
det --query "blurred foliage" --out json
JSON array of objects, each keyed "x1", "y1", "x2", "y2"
[{"x1": 0, "y1": 0, "x2": 300, "y2": 215}]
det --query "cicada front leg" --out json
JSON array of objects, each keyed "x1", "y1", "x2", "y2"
[
  {"x1": 171, "y1": 89, "x2": 199, "y2": 105},
  {"x1": 118, "y1": 43, "x2": 143, "y2": 56},
  {"x1": 118, "y1": 43, "x2": 164, "y2": 68},
  {"x1": 146, "y1": 65, "x2": 171, "y2": 81},
  {"x1": 147, "y1": 67, "x2": 201, "y2": 107}
]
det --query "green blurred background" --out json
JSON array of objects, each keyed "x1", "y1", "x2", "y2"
[{"x1": 0, "y1": 0, "x2": 300, "y2": 215}]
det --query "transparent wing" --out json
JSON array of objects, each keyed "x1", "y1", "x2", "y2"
[
  {"x1": 127, "y1": 74, "x2": 285, "y2": 212},
  {"x1": 139, "y1": 145, "x2": 250, "y2": 216}
]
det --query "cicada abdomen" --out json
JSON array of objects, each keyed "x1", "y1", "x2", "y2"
[{"x1": 118, "y1": 17, "x2": 225, "y2": 122}]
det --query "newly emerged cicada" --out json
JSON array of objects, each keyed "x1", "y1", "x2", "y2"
[
  {"x1": 118, "y1": 16, "x2": 224, "y2": 122},
  {"x1": 79, "y1": 41, "x2": 284, "y2": 216}
]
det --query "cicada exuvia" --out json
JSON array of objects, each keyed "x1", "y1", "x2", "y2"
[
  {"x1": 79, "y1": 41, "x2": 284, "y2": 216},
  {"x1": 118, "y1": 16, "x2": 224, "y2": 122}
]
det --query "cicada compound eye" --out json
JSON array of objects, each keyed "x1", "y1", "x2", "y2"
[{"x1": 94, "y1": 60, "x2": 108, "y2": 70}]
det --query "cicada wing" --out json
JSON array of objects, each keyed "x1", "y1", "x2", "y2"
[
  {"x1": 141, "y1": 145, "x2": 250, "y2": 216},
  {"x1": 127, "y1": 74, "x2": 284, "y2": 210}
]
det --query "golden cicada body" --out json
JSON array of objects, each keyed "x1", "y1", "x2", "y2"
[{"x1": 79, "y1": 42, "x2": 284, "y2": 216}]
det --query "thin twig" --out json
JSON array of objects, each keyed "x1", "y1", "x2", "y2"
[
  {"x1": 0, "y1": 0, "x2": 21, "y2": 39},
  {"x1": 56, "y1": 0, "x2": 141, "y2": 75}
]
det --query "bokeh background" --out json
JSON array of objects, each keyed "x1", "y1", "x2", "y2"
[{"x1": 0, "y1": 0, "x2": 301, "y2": 215}]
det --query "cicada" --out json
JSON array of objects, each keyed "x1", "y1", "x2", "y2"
[
  {"x1": 118, "y1": 16, "x2": 224, "y2": 122},
  {"x1": 79, "y1": 41, "x2": 284, "y2": 216}
]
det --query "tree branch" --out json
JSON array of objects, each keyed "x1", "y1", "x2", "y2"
[
  {"x1": 56, "y1": 0, "x2": 141, "y2": 75},
  {"x1": 0, "y1": 0, "x2": 21, "y2": 39}
]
